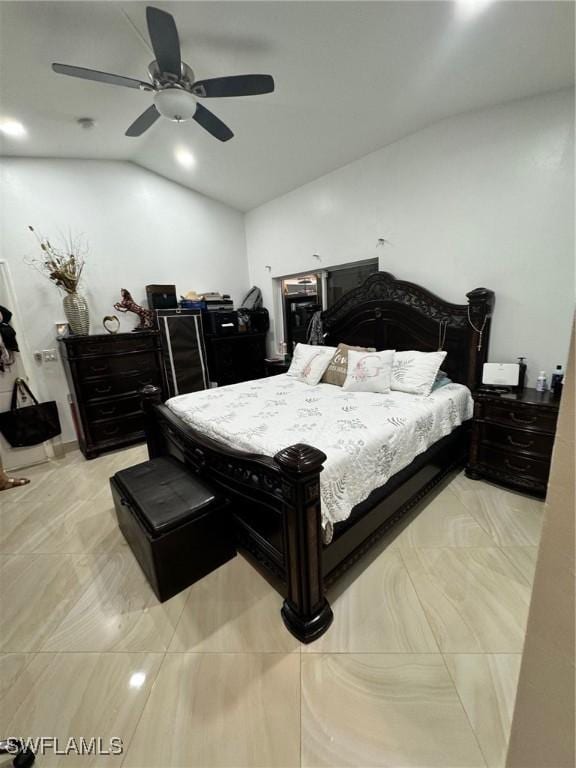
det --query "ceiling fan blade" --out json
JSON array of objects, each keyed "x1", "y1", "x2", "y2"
[
  {"x1": 193, "y1": 103, "x2": 233, "y2": 142},
  {"x1": 146, "y1": 6, "x2": 181, "y2": 77},
  {"x1": 125, "y1": 105, "x2": 161, "y2": 137},
  {"x1": 193, "y1": 74, "x2": 274, "y2": 98},
  {"x1": 52, "y1": 63, "x2": 152, "y2": 90}
]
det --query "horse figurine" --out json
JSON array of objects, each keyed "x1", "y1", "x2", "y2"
[{"x1": 114, "y1": 288, "x2": 155, "y2": 330}]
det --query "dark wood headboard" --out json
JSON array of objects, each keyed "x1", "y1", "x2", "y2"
[{"x1": 321, "y1": 271, "x2": 495, "y2": 390}]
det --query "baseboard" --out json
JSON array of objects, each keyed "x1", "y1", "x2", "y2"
[{"x1": 51, "y1": 439, "x2": 79, "y2": 459}]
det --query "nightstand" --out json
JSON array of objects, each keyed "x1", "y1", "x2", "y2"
[
  {"x1": 466, "y1": 388, "x2": 560, "y2": 497},
  {"x1": 264, "y1": 358, "x2": 290, "y2": 376}
]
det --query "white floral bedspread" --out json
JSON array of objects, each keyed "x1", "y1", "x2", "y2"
[{"x1": 166, "y1": 375, "x2": 473, "y2": 543}]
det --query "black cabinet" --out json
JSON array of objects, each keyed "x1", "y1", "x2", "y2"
[
  {"x1": 204, "y1": 332, "x2": 267, "y2": 386},
  {"x1": 59, "y1": 331, "x2": 163, "y2": 459},
  {"x1": 156, "y1": 309, "x2": 208, "y2": 397}
]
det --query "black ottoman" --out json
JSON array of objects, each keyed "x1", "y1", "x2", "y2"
[{"x1": 111, "y1": 456, "x2": 236, "y2": 601}]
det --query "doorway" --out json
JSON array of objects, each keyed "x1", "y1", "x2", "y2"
[
  {"x1": 0, "y1": 261, "x2": 48, "y2": 471},
  {"x1": 280, "y1": 274, "x2": 322, "y2": 355},
  {"x1": 276, "y1": 260, "x2": 379, "y2": 354}
]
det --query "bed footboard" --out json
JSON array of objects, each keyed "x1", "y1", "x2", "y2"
[{"x1": 140, "y1": 385, "x2": 333, "y2": 643}]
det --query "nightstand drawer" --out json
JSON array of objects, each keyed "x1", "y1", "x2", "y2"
[
  {"x1": 477, "y1": 444, "x2": 551, "y2": 483},
  {"x1": 480, "y1": 401, "x2": 558, "y2": 433},
  {"x1": 479, "y1": 422, "x2": 555, "y2": 460}
]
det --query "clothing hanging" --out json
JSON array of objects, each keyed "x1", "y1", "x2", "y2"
[
  {"x1": 306, "y1": 310, "x2": 325, "y2": 345},
  {"x1": 0, "y1": 305, "x2": 18, "y2": 372}
]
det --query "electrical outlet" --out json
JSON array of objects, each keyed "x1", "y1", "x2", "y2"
[{"x1": 42, "y1": 349, "x2": 58, "y2": 363}]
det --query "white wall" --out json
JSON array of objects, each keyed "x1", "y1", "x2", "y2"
[
  {"x1": 1, "y1": 90, "x2": 573, "y2": 446},
  {"x1": 246, "y1": 90, "x2": 575, "y2": 384},
  {"x1": 0, "y1": 158, "x2": 248, "y2": 441}
]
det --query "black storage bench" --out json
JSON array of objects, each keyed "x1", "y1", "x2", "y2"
[{"x1": 111, "y1": 456, "x2": 236, "y2": 601}]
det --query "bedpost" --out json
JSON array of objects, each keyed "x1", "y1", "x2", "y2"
[
  {"x1": 274, "y1": 443, "x2": 333, "y2": 643},
  {"x1": 466, "y1": 287, "x2": 495, "y2": 390},
  {"x1": 140, "y1": 384, "x2": 164, "y2": 459}
]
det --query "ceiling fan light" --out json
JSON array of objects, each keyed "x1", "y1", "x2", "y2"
[{"x1": 154, "y1": 88, "x2": 197, "y2": 122}]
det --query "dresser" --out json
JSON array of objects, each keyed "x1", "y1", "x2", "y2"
[
  {"x1": 59, "y1": 332, "x2": 164, "y2": 459},
  {"x1": 466, "y1": 388, "x2": 560, "y2": 497},
  {"x1": 204, "y1": 332, "x2": 267, "y2": 386}
]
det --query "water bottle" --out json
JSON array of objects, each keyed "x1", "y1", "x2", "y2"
[{"x1": 551, "y1": 364, "x2": 564, "y2": 399}]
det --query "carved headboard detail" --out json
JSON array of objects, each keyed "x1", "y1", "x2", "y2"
[{"x1": 321, "y1": 271, "x2": 495, "y2": 390}]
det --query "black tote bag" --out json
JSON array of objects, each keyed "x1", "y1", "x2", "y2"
[{"x1": 0, "y1": 378, "x2": 61, "y2": 447}]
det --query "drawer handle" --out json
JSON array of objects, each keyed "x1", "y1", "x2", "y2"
[
  {"x1": 94, "y1": 385, "x2": 112, "y2": 395},
  {"x1": 102, "y1": 424, "x2": 120, "y2": 436},
  {"x1": 509, "y1": 411, "x2": 537, "y2": 425},
  {"x1": 505, "y1": 457, "x2": 531, "y2": 472},
  {"x1": 507, "y1": 435, "x2": 534, "y2": 449},
  {"x1": 98, "y1": 407, "x2": 116, "y2": 417}
]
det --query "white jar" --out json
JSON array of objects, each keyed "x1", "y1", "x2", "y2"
[{"x1": 536, "y1": 371, "x2": 548, "y2": 392}]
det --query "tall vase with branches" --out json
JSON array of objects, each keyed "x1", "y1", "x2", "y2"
[{"x1": 27, "y1": 226, "x2": 90, "y2": 335}]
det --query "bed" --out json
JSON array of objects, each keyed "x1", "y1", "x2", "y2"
[
  {"x1": 166, "y1": 375, "x2": 474, "y2": 544},
  {"x1": 141, "y1": 271, "x2": 495, "y2": 642}
]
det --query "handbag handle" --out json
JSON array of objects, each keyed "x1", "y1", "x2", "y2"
[{"x1": 11, "y1": 378, "x2": 39, "y2": 410}]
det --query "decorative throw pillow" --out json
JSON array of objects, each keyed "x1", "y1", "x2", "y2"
[
  {"x1": 431, "y1": 371, "x2": 453, "y2": 391},
  {"x1": 286, "y1": 343, "x2": 336, "y2": 385},
  {"x1": 342, "y1": 349, "x2": 395, "y2": 394},
  {"x1": 391, "y1": 350, "x2": 447, "y2": 396},
  {"x1": 321, "y1": 343, "x2": 376, "y2": 387}
]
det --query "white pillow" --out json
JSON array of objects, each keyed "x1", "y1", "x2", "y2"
[
  {"x1": 342, "y1": 349, "x2": 395, "y2": 393},
  {"x1": 391, "y1": 350, "x2": 447, "y2": 396},
  {"x1": 286, "y1": 343, "x2": 336, "y2": 385}
]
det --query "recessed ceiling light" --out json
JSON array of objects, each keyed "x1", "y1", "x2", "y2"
[
  {"x1": 0, "y1": 118, "x2": 27, "y2": 138},
  {"x1": 455, "y1": 0, "x2": 495, "y2": 18},
  {"x1": 175, "y1": 147, "x2": 196, "y2": 169}
]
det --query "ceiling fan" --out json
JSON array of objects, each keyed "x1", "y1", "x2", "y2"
[{"x1": 52, "y1": 5, "x2": 275, "y2": 141}]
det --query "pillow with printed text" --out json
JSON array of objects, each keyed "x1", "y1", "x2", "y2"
[
  {"x1": 321, "y1": 343, "x2": 377, "y2": 387},
  {"x1": 342, "y1": 349, "x2": 395, "y2": 394},
  {"x1": 286, "y1": 343, "x2": 337, "y2": 385}
]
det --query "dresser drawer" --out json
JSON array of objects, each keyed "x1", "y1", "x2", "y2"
[
  {"x1": 82, "y1": 370, "x2": 162, "y2": 402},
  {"x1": 480, "y1": 401, "x2": 558, "y2": 433},
  {"x1": 65, "y1": 335, "x2": 158, "y2": 358},
  {"x1": 77, "y1": 351, "x2": 158, "y2": 381},
  {"x1": 477, "y1": 444, "x2": 551, "y2": 483},
  {"x1": 86, "y1": 396, "x2": 142, "y2": 423},
  {"x1": 478, "y1": 422, "x2": 555, "y2": 460},
  {"x1": 90, "y1": 414, "x2": 144, "y2": 445}
]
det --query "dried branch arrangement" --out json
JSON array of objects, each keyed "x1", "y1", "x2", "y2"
[{"x1": 26, "y1": 225, "x2": 87, "y2": 294}]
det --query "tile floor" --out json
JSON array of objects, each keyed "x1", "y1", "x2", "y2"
[{"x1": 0, "y1": 444, "x2": 543, "y2": 767}]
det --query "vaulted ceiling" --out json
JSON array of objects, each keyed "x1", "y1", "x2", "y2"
[{"x1": 0, "y1": 1, "x2": 573, "y2": 210}]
